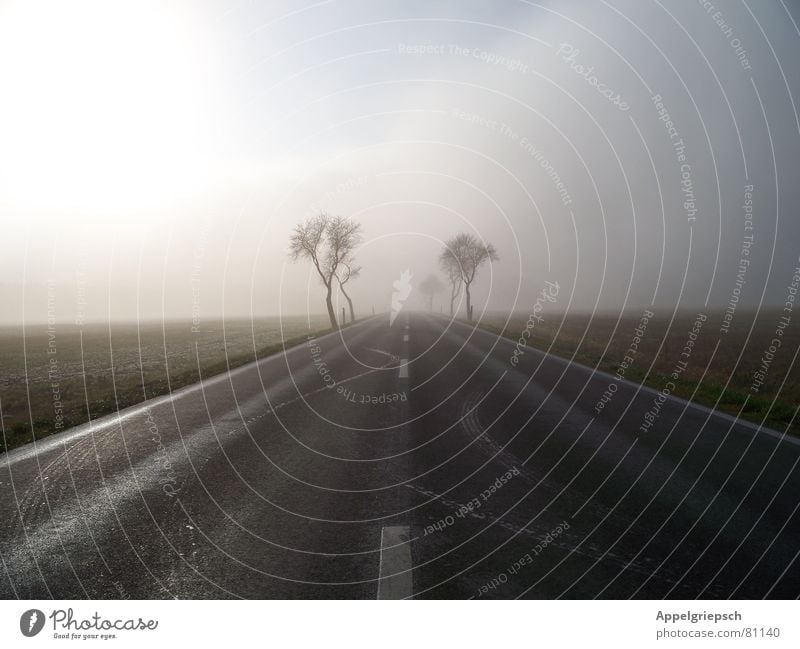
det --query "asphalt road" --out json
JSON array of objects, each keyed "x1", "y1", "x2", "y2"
[{"x1": 1, "y1": 312, "x2": 799, "y2": 599}]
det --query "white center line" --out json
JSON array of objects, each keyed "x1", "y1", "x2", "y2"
[
  {"x1": 403, "y1": 334, "x2": 409, "y2": 342},
  {"x1": 377, "y1": 525, "x2": 413, "y2": 599},
  {"x1": 398, "y1": 359, "x2": 409, "y2": 378}
]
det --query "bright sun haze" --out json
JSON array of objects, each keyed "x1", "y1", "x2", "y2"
[{"x1": 0, "y1": 0, "x2": 208, "y2": 212}]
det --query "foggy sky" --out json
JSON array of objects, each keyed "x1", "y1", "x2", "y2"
[{"x1": 1, "y1": 0, "x2": 799, "y2": 324}]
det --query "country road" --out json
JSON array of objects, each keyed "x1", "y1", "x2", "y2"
[{"x1": 1, "y1": 312, "x2": 798, "y2": 599}]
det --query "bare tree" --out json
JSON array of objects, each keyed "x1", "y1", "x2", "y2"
[
  {"x1": 336, "y1": 260, "x2": 361, "y2": 323},
  {"x1": 289, "y1": 213, "x2": 362, "y2": 329},
  {"x1": 439, "y1": 233, "x2": 499, "y2": 322},
  {"x1": 418, "y1": 274, "x2": 445, "y2": 312},
  {"x1": 439, "y1": 254, "x2": 463, "y2": 317}
]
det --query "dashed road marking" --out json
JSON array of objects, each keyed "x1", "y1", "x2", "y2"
[
  {"x1": 403, "y1": 334, "x2": 409, "y2": 342},
  {"x1": 377, "y1": 525, "x2": 413, "y2": 599},
  {"x1": 398, "y1": 359, "x2": 409, "y2": 379}
]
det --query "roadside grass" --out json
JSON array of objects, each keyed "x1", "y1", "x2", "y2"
[
  {"x1": 0, "y1": 316, "x2": 336, "y2": 454},
  {"x1": 473, "y1": 309, "x2": 800, "y2": 436}
]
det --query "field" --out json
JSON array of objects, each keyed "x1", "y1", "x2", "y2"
[
  {"x1": 477, "y1": 308, "x2": 800, "y2": 435},
  {"x1": 0, "y1": 316, "x2": 332, "y2": 453}
]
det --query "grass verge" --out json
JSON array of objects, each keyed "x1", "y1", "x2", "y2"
[{"x1": 472, "y1": 310, "x2": 799, "y2": 436}]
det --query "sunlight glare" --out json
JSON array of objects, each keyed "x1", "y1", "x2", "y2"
[{"x1": 0, "y1": 0, "x2": 210, "y2": 212}]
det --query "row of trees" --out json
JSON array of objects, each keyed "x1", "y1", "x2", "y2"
[
  {"x1": 421, "y1": 233, "x2": 498, "y2": 321},
  {"x1": 289, "y1": 213, "x2": 498, "y2": 326}
]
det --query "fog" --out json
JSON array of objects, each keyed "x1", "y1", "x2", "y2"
[{"x1": 1, "y1": 0, "x2": 798, "y2": 324}]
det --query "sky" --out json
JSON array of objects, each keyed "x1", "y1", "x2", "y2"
[{"x1": 0, "y1": 0, "x2": 798, "y2": 324}]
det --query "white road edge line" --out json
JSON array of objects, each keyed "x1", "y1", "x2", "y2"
[
  {"x1": 398, "y1": 359, "x2": 409, "y2": 378},
  {"x1": 377, "y1": 525, "x2": 413, "y2": 600}
]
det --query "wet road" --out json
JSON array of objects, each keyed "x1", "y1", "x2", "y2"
[{"x1": 1, "y1": 312, "x2": 799, "y2": 599}]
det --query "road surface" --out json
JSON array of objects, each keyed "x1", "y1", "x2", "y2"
[{"x1": 1, "y1": 313, "x2": 798, "y2": 599}]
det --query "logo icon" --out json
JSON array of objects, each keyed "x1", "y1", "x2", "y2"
[
  {"x1": 20, "y1": 609, "x2": 45, "y2": 637},
  {"x1": 390, "y1": 269, "x2": 413, "y2": 326}
]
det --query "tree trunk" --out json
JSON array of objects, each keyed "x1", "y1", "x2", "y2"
[
  {"x1": 340, "y1": 284, "x2": 356, "y2": 322},
  {"x1": 325, "y1": 285, "x2": 337, "y2": 329},
  {"x1": 449, "y1": 281, "x2": 460, "y2": 317},
  {"x1": 465, "y1": 283, "x2": 473, "y2": 322}
]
